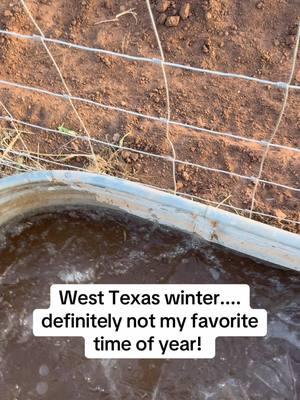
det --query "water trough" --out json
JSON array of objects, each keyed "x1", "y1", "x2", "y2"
[{"x1": 0, "y1": 170, "x2": 299, "y2": 271}]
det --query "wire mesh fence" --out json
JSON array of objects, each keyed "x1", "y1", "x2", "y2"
[{"x1": 0, "y1": 0, "x2": 299, "y2": 232}]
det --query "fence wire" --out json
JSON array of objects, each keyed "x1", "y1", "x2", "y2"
[
  {"x1": 1, "y1": 29, "x2": 299, "y2": 91},
  {"x1": 0, "y1": 0, "x2": 299, "y2": 229}
]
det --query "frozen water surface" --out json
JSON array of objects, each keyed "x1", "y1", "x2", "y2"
[{"x1": 0, "y1": 207, "x2": 299, "y2": 399}]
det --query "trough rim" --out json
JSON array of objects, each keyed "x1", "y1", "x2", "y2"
[{"x1": 0, "y1": 170, "x2": 299, "y2": 271}]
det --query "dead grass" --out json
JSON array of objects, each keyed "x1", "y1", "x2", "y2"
[{"x1": 0, "y1": 122, "x2": 135, "y2": 182}]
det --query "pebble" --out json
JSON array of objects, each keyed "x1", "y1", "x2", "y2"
[
  {"x1": 122, "y1": 150, "x2": 138, "y2": 163},
  {"x1": 71, "y1": 141, "x2": 79, "y2": 151},
  {"x1": 256, "y1": 1, "x2": 263, "y2": 9},
  {"x1": 176, "y1": 181, "x2": 184, "y2": 190},
  {"x1": 289, "y1": 25, "x2": 298, "y2": 35},
  {"x1": 157, "y1": 13, "x2": 167, "y2": 25},
  {"x1": 156, "y1": 0, "x2": 170, "y2": 13},
  {"x1": 274, "y1": 209, "x2": 287, "y2": 220},
  {"x1": 112, "y1": 133, "x2": 120, "y2": 143},
  {"x1": 182, "y1": 171, "x2": 189, "y2": 181},
  {"x1": 205, "y1": 12, "x2": 212, "y2": 20},
  {"x1": 36, "y1": 382, "x2": 48, "y2": 395},
  {"x1": 122, "y1": 150, "x2": 130, "y2": 160},
  {"x1": 286, "y1": 35, "x2": 295, "y2": 46},
  {"x1": 4, "y1": 10, "x2": 13, "y2": 17},
  {"x1": 131, "y1": 153, "x2": 139, "y2": 162},
  {"x1": 179, "y1": 3, "x2": 191, "y2": 20},
  {"x1": 165, "y1": 16, "x2": 180, "y2": 27},
  {"x1": 104, "y1": 0, "x2": 113, "y2": 8},
  {"x1": 202, "y1": 44, "x2": 210, "y2": 54},
  {"x1": 39, "y1": 365, "x2": 49, "y2": 377}
]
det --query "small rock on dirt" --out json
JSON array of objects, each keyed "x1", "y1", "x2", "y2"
[
  {"x1": 182, "y1": 171, "x2": 189, "y2": 181},
  {"x1": 112, "y1": 133, "x2": 120, "y2": 143},
  {"x1": 165, "y1": 16, "x2": 180, "y2": 27},
  {"x1": 4, "y1": 10, "x2": 13, "y2": 17},
  {"x1": 286, "y1": 35, "x2": 295, "y2": 47},
  {"x1": 71, "y1": 141, "x2": 79, "y2": 151},
  {"x1": 176, "y1": 181, "x2": 184, "y2": 190},
  {"x1": 156, "y1": 0, "x2": 170, "y2": 13},
  {"x1": 157, "y1": 13, "x2": 167, "y2": 25},
  {"x1": 131, "y1": 153, "x2": 139, "y2": 162},
  {"x1": 205, "y1": 11, "x2": 212, "y2": 20},
  {"x1": 179, "y1": 3, "x2": 191, "y2": 20},
  {"x1": 274, "y1": 209, "x2": 287, "y2": 220},
  {"x1": 202, "y1": 43, "x2": 210, "y2": 54},
  {"x1": 104, "y1": 0, "x2": 113, "y2": 9},
  {"x1": 121, "y1": 151, "x2": 131, "y2": 162}
]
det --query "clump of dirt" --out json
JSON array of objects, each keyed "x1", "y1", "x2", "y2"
[{"x1": 0, "y1": 0, "x2": 299, "y2": 232}]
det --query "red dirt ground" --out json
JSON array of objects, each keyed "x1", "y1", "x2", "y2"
[{"x1": 0, "y1": 0, "x2": 299, "y2": 232}]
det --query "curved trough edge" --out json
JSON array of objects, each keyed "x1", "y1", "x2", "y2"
[{"x1": 0, "y1": 170, "x2": 299, "y2": 271}]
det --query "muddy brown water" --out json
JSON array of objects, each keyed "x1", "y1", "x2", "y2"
[{"x1": 0, "y1": 207, "x2": 299, "y2": 400}]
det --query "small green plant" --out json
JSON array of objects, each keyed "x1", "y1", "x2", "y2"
[
  {"x1": 119, "y1": 132, "x2": 131, "y2": 147},
  {"x1": 58, "y1": 124, "x2": 78, "y2": 137}
]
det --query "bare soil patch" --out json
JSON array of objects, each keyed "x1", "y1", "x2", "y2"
[{"x1": 0, "y1": 0, "x2": 299, "y2": 232}]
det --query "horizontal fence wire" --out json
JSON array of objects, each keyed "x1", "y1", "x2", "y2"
[
  {"x1": 0, "y1": 3, "x2": 299, "y2": 228},
  {"x1": 0, "y1": 29, "x2": 300, "y2": 91},
  {"x1": 0, "y1": 145, "x2": 89, "y2": 172},
  {"x1": 1, "y1": 114, "x2": 299, "y2": 193},
  {"x1": 0, "y1": 78, "x2": 299, "y2": 155},
  {"x1": 0, "y1": 148, "x2": 298, "y2": 226},
  {"x1": 249, "y1": 22, "x2": 300, "y2": 218},
  {"x1": 0, "y1": 158, "x2": 32, "y2": 172}
]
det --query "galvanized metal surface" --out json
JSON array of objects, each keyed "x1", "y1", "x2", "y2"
[{"x1": 0, "y1": 171, "x2": 299, "y2": 271}]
